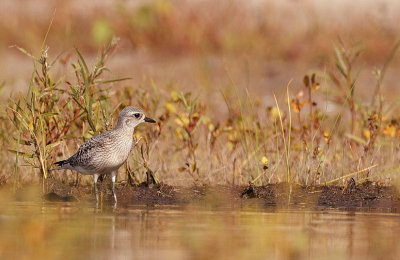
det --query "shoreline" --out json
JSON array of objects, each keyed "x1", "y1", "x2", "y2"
[{"x1": 29, "y1": 179, "x2": 400, "y2": 210}]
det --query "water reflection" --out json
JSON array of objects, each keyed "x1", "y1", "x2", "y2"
[{"x1": 0, "y1": 201, "x2": 399, "y2": 260}]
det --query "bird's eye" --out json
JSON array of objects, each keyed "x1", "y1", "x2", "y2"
[{"x1": 133, "y1": 113, "x2": 141, "y2": 119}]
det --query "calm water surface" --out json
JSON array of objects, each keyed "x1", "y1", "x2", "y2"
[{"x1": 0, "y1": 201, "x2": 399, "y2": 260}]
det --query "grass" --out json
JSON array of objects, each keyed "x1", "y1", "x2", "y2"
[
  {"x1": 1, "y1": 0, "x2": 400, "y2": 190},
  {"x1": 1, "y1": 40, "x2": 400, "y2": 189}
]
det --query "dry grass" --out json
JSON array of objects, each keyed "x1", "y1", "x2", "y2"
[{"x1": 1, "y1": 0, "x2": 400, "y2": 189}]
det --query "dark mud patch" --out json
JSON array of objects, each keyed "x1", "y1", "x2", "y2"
[
  {"x1": 244, "y1": 182, "x2": 400, "y2": 209},
  {"x1": 42, "y1": 178, "x2": 400, "y2": 209},
  {"x1": 43, "y1": 192, "x2": 77, "y2": 202}
]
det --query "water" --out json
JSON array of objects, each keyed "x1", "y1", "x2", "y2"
[{"x1": 0, "y1": 201, "x2": 399, "y2": 260}]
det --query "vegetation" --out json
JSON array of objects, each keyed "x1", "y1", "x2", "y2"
[
  {"x1": 1, "y1": 0, "x2": 400, "y2": 190},
  {"x1": 1, "y1": 40, "x2": 399, "y2": 190}
]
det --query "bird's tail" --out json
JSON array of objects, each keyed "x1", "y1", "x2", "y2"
[{"x1": 54, "y1": 160, "x2": 69, "y2": 170}]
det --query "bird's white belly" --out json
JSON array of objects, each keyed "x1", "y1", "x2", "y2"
[{"x1": 74, "y1": 166, "x2": 93, "y2": 175}]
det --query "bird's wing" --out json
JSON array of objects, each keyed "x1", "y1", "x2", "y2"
[{"x1": 68, "y1": 131, "x2": 114, "y2": 168}]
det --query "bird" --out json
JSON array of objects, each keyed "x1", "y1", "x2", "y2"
[{"x1": 55, "y1": 106, "x2": 156, "y2": 203}]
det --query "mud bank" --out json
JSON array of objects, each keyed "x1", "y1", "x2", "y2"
[{"x1": 38, "y1": 178, "x2": 400, "y2": 210}]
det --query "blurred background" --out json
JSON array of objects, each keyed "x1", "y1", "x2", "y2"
[{"x1": 1, "y1": 0, "x2": 400, "y2": 100}]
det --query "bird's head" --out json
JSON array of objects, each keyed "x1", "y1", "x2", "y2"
[{"x1": 117, "y1": 106, "x2": 156, "y2": 129}]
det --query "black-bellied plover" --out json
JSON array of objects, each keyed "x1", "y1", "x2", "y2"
[{"x1": 55, "y1": 106, "x2": 156, "y2": 203}]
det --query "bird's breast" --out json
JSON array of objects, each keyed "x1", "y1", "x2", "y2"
[{"x1": 98, "y1": 137, "x2": 133, "y2": 171}]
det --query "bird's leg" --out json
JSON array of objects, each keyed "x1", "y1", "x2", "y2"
[
  {"x1": 111, "y1": 171, "x2": 117, "y2": 204},
  {"x1": 93, "y1": 173, "x2": 100, "y2": 204}
]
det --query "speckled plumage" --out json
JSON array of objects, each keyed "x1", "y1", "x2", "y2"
[
  {"x1": 56, "y1": 128, "x2": 134, "y2": 174},
  {"x1": 55, "y1": 106, "x2": 156, "y2": 203}
]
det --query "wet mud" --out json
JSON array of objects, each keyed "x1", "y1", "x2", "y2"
[{"x1": 41, "y1": 178, "x2": 400, "y2": 209}]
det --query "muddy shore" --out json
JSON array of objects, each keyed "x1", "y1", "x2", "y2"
[{"x1": 36, "y1": 179, "x2": 400, "y2": 210}]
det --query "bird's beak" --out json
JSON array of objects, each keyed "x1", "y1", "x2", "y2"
[{"x1": 144, "y1": 116, "x2": 156, "y2": 123}]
